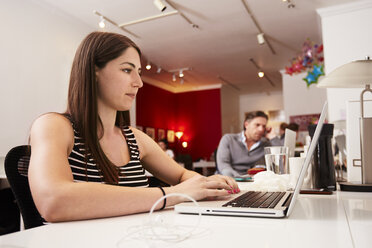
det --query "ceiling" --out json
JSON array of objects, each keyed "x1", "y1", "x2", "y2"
[{"x1": 39, "y1": 0, "x2": 355, "y2": 94}]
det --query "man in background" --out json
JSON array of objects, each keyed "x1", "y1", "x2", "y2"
[{"x1": 216, "y1": 111, "x2": 270, "y2": 177}]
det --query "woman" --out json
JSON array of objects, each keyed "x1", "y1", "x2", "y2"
[{"x1": 28, "y1": 31, "x2": 239, "y2": 222}]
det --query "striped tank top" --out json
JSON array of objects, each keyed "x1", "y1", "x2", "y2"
[{"x1": 67, "y1": 125, "x2": 149, "y2": 187}]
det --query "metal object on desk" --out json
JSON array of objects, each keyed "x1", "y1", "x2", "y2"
[
  {"x1": 308, "y1": 123, "x2": 336, "y2": 191},
  {"x1": 360, "y1": 85, "x2": 372, "y2": 184}
]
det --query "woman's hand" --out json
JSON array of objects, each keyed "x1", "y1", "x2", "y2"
[
  {"x1": 168, "y1": 174, "x2": 239, "y2": 202},
  {"x1": 206, "y1": 174, "x2": 240, "y2": 194}
]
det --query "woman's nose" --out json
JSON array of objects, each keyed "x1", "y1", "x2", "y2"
[{"x1": 132, "y1": 73, "x2": 143, "y2": 88}]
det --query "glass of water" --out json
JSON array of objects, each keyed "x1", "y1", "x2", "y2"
[{"x1": 264, "y1": 146, "x2": 289, "y2": 174}]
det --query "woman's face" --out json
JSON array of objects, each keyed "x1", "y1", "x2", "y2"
[{"x1": 96, "y1": 47, "x2": 143, "y2": 112}]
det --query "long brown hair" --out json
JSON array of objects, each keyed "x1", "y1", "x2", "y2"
[{"x1": 65, "y1": 31, "x2": 141, "y2": 184}]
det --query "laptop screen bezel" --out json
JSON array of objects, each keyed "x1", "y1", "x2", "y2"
[{"x1": 286, "y1": 102, "x2": 328, "y2": 216}]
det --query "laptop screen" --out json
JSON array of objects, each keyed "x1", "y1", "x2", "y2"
[{"x1": 286, "y1": 101, "x2": 328, "y2": 216}]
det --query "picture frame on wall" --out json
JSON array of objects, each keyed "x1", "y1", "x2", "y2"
[
  {"x1": 289, "y1": 113, "x2": 320, "y2": 131},
  {"x1": 145, "y1": 127, "x2": 155, "y2": 140},
  {"x1": 158, "y1": 129, "x2": 165, "y2": 141},
  {"x1": 167, "y1": 130, "x2": 175, "y2": 143}
]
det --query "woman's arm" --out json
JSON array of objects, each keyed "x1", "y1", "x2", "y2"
[
  {"x1": 29, "y1": 114, "x2": 236, "y2": 222},
  {"x1": 133, "y1": 128, "x2": 239, "y2": 194},
  {"x1": 29, "y1": 114, "x2": 180, "y2": 222}
]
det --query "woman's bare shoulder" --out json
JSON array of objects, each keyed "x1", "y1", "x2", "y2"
[
  {"x1": 129, "y1": 126, "x2": 150, "y2": 143},
  {"x1": 30, "y1": 113, "x2": 74, "y2": 150},
  {"x1": 32, "y1": 113, "x2": 72, "y2": 131}
]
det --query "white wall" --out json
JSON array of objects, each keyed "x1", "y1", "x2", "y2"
[
  {"x1": 220, "y1": 85, "x2": 240, "y2": 134},
  {"x1": 281, "y1": 71, "x2": 327, "y2": 122},
  {"x1": 239, "y1": 91, "x2": 284, "y2": 127},
  {"x1": 0, "y1": 0, "x2": 93, "y2": 156},
  {"x1": 317, "y1": 0, "x2": 372, "y2": 122}
]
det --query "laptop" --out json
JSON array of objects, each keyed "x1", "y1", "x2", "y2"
[
  {"x1": 284, "y1": 128, "x2": 296, "y2": 158},
  {"x1": 175, "y1": 102, "x2": 328, "y2": 218}
]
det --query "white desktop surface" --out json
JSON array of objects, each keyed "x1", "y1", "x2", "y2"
[
  {"x1": 1, "y1": 190, "x2": 371, "y2": 248},
  {"x1": 341, "y1": 191, "x2": 372, "y2": 248}
]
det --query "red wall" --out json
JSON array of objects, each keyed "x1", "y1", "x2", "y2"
[
  {"x1": 136, "y1": 83, "x2": 177, "y2": 130},
  {"x1": 136, "y1": 83, "x2": 222, "y2": 161}
]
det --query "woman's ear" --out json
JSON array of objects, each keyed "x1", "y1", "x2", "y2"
[{"x1": 95, "y1": 66, "x2": 99, "y2": 77}]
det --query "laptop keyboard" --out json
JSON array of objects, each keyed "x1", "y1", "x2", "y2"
[{"x1": 222, "y1": 191, "x2": 289, "y2": 208}]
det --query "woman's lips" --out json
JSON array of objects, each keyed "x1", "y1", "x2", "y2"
[{"x1": 126, "y1": 93, "x2": 136, "y2": 99}]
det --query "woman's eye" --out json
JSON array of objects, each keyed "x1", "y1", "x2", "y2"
[{"x1": 122, "y1": 68, "x2": 132, "y2": 73}]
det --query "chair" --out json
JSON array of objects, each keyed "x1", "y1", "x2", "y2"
[
  {"x1": 0, "y1": 188, "x2": 20, "y2": 235},
  {"x1": 4, "y1": 145, "x2": 44, "y2": 229}
]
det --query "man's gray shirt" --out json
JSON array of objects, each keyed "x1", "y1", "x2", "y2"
[{"x1": 216, "y1": 132, "x2": 270, "y2": 177}]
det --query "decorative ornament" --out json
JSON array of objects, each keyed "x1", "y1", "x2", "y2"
[
  {"x1": 303, "y1": 71, "x2": 317, "y2": 87},
  {"x1": 285, "y1": 66, "x2": 294, "y2": 76},
  {"x1": 311, "y1": 64, "x2": 325, "y2": 79},
  {"x1": 284, "y1": 39, "x2": 325, "y2": 86},
  {"x1": 293, "y1": 61, "x2": 304, "y2": 73}
]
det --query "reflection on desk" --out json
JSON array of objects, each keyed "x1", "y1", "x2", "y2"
[{"x1": 1, "y1": 189, "x2": 371, "y2": 247}]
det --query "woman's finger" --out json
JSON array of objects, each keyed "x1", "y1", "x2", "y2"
[
  {"x1": 225, "y1": 176, "x2": 239, "y2": 192},
  {"x1": 205, "y1": 188, "x2": 231, "y2": 198},
  {"x1": 204, "y1": 180, "x2": 231, "y2": 191},
  {"x1": 207, "y1": 175, "x2": 240, "y2": 192}
]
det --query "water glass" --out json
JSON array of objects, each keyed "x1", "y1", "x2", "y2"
[{"x1": 264, "y1": 146, "x2": 289, "y2": 174}]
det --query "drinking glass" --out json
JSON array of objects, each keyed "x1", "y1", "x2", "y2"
[{"x1": 264, "y1": 146, "x2": 289, "y2": 174}]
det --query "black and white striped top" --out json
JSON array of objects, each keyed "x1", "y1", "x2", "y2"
[{"x1": 67, "y1": 125, "x2": 149, "y2": 187}]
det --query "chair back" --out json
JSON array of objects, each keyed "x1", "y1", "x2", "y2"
[{"x1": 4, "y1": 145, "x2": 44, "y2": 229}]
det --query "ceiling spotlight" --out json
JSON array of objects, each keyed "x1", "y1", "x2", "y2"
[
  {"x1": 153, "y1": 0, "x2": 167, "y2": 12},
  {"x1": 258, "y1": 71, "x2": 265, "y2": 78},
  {"x1": 180, "y1": 78, "x2": 184, "y2": 84},
  {"x1": 257, "y1": 33, "x2": 265, "y2": 45},
  {"x1": 146, "y1": 62, "x2": 151, "y2": 70},
  {"x1": 156, "y1": 67, "x2": 162, "y2": 73},
  {"x1": 99, "y1": 16, "x2": 105, "y2": 28},
  {"x1": 179, "y1": 70, "x2": 184, "y2": 78},
  {"x1": 172, "y1": 73, "x2": 176, "y2": 82}
]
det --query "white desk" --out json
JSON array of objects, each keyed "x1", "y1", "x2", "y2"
[
  {"x1": 193, "y1": 161, "x2": 215, "y2": 176},
  {"x1": 1, "y1": 190, "x2": 372, "y2": 248}
]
